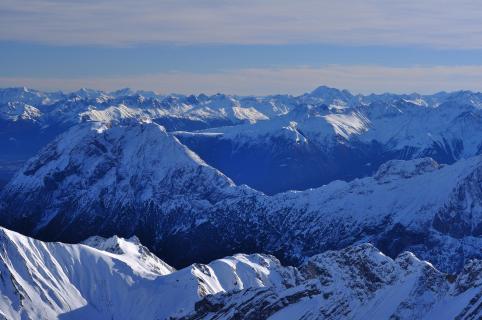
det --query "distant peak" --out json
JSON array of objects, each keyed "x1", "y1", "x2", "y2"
[
  {"x1": 311, "y1": 85, "x2": 339, "y2": 94},
  {"x1": 82, "y1": 234, "x2": 141, "y2": 255},
  {"x1": 310, "y1": 85, "x2": 353, "y2": 97}
]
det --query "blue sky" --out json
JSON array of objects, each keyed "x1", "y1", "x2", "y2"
[{"x1": 2, "y1": 0, "x2": 482, "y2": 95}]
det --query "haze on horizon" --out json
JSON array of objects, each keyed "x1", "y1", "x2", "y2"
[{"x1": 2, "y1": 0, "x2": 482, "y2": 95}]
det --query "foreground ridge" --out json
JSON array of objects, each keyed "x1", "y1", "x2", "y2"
[{"x1": 0, "y1": 227, "x2": 480, "y2": 320}]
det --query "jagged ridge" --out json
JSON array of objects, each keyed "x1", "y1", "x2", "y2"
[{"x1": 0, "y1": 227, "x2": 480, "y2": 320}]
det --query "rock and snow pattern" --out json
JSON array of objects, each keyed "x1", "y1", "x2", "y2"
[
  {"x1": 0, "y1": 227, "x2": 480, "y2": 320},
  {"x1": 0, "y1": 226, "x2": 297, "y2": 320},
  {"x1": 0, "y1": 120, "x2": 481, "y2": 274}
]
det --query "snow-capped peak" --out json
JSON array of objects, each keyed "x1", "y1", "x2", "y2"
[
  {"x1": 0, "y1": 102, "x2": 42, "y2": 121},
  {"x1": 82, "y1": 234, "x2": 175, "y2": 277},
  {"x1": 0, "y1": 119, "x2": 235, "y2": 245}
]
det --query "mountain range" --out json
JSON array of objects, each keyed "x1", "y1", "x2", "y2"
[
  {"x1": 0, "y1": 85, "x2": 481, "y2": 319},
  {"x1": 0, "y1": 119, "x2": 481, "y2": 274},
  {"x1": 1, "y1": 86, "x2": 481, "y2": 194}
]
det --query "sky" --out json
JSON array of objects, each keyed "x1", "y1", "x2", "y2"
[{"x1": 2, "y1": 0, "x2": 482, "y2": 95}]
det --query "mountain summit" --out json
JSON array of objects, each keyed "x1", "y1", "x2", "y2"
[{"x1": 0, "y1": 119, "x2": 234, "y2": 244}]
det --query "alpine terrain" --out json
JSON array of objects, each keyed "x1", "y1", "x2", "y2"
[
  {"x1": 0, "y1": 227, "x2": 480, "y2": 319},
  {"x1": 0, "y1": 86, "x2": 481, "y2": 319}
]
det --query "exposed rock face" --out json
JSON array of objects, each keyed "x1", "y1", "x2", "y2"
[
  {"x1": 183, "y1": 244, "x2": 482, "y2": 320},
  {"x1": 433, "y1": 165, "x2": 482, "y2": 238}
]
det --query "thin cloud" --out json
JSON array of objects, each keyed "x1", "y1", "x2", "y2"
[
  {"x1": 2, "y1": 0, "x2": 482, "y2": 48},
  {"x1": 2, "y1": 65, "x2": 482, "y2": 95}
]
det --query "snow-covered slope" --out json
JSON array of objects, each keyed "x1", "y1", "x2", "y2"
[
  {"x1": 259, "y1": 156, "x2": 482, "y2": 272},
  {"x1": 0, "y1": 227, "x2": 297, "y2": 320},
  {"x1": 1, "y1": 118, "x2": 481, "y2": 273},
  {"x1": 0, "y1": 102, "x2": 42, "y2": 122},
  {"x1": 0, "y1": 119, "x2": 235, "y2": 248},
  {"x1": 1, "y1": 228, "x2": 480, "y2": 320},
  {"x1": 185, "y1": 244, "x2": 482, "y2": 320}
]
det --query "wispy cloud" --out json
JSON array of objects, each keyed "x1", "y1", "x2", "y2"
[
  {"x1": 2, "y1": 65, "x2": 482, "y2": 95},
  {"x1": 2, "y1": 0, "x2": 482, "y2": 48}
]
